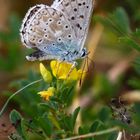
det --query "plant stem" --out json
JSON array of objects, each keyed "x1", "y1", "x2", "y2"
[
  {"x1": 62, "y1": 127, "x2": 119, "y2": 140},
  {"x1": 116, "y1": 131, "x2": 123, "y2": 140},
  {"x1": 0, "y1": 79, "x2": 42, "y2": 118}
]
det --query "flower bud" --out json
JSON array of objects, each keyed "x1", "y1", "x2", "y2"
[{"x1": 40, "y1": 63, "x2": 52, "y2": 83}]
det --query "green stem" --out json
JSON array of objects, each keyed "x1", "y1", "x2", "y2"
[
  {"x1": 0, "y1": 79, "x2": 42, "y2": 118},
  {"x1": 62, "y1": 127, "x2": 119, "y2": 140}
]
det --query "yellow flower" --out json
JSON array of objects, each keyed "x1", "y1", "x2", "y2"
[
  {"x1": 38, "y1": 87, "x2": 55, "y2": 101},
  {"x1": 40, "y1": 63, "x2": 52, "y2": 83},
  {"x1": 50, "y1": 60, "x2": 86, "y2": 81}
]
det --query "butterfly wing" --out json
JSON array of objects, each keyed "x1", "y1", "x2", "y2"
[
  {"x1": 20, "y1": 4, "x2": 77, "y2": 54},
  {"x1": 51, "y1": 0, "x2": 94, "y2": 49}
]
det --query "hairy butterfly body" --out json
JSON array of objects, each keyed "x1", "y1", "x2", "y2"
[{"x1": 20, "y1": 0, "x2": 94, "y2": 65}]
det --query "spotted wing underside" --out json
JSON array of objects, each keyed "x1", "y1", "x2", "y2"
[
  {"x1": 51, "y1": 0, "x2": 94, "y2": 48},
  {"x1": 20, "y1": 4, "x2": 76, "y2": 50}
]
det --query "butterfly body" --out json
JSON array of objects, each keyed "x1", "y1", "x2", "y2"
[
  {"x1": 20, "y1": 0, "x2": 94, "y2": 64},
  {"x1": 26, "y1": 42, "x2": 87, "y2": 64}
]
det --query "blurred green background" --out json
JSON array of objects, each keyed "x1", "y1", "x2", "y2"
[{"x1": 0, "y1": 0, "x2": 140, "y2": 139}]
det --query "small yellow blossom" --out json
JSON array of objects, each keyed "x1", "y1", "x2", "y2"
[
  {"x1": 38, "y1": 87, "x2": 55, "y2": 101},
  {"x1": 50, "y1": 60, "x2": 86, "y2": 81},
  {"x1": 40, "y1": 63, "x2": 52, "y2": 83}
]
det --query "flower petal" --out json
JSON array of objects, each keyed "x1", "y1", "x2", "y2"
[
  {"x1": 38, "y1": 87, "x2": 55, "y2": 101},
  {"x1": 50, "y1": 60, "x2": 79, "y2": 80}
]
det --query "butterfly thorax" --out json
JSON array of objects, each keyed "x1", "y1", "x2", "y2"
[{"x1": 60, "y1": 47, "x2": 87, "y2": 63}]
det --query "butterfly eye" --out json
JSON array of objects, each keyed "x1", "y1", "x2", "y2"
[
  {"x1": 81, "y1": 48, "x2": 87, "y2": 58},
  {"x1": 81, "y1": 51, "x2": 86, "y2": 58}
]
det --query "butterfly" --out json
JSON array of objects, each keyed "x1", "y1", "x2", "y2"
[{"x1": 20, "y1": 0, "x2": 94, "y2": 67}]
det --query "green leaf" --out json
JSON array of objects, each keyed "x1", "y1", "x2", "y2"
[
  {"x1": 38, "y1": 102, "x2": 56, "y2": 111},
  {"x1": 110, "y1": 120, "x2": 140, "y2": 133},
  {"x1": 95, "y1": 7, "x2": 131, "y2": 35},
  {"x1": 78, "y1": 126, "x2": 84, "y2": 135},
  {"x1": 9, "y1": 14, "x2": 21, "y2": 36},
  {"x1": 98, "y1": 107, "x2": 110, "y2": 122},
  {"x1": 133, "y1": 28, "x2": 140, "y2": 37},
  {"x1": 10, "y1": 110, "x2": 27, "y2": 140},
  {"x1": 71, "y1": 107, "x2": 80, "y2": 130},
  {"x1": 119, "y1": 37, "x2": 140, "y2": 51},
  {"x1": 128, "y1": 78, "x2": 140, "y2": 89},
  {"x1": 110, "y1": 7, "x2": 131, "y2": 34},
  {"x1": 108, "y1": 132, "x2": 118, "y2": 140},
  {"x1": 0, "y1": 32, "x2": 9, "y2": 42},
  {"x1": 48, "y1": 113, "x2": 61, "y2": 130},
  {"x1": 36, "y1": 115, "x2": 52, "y2": 137},
  {"x1": 63, "y1": 115, "x2": 72, "y2": 131},
  {"x1": 134, "y1": 57, "x2": 140, "y2": 65},
  {"x1": 78, "y1": 126, "x2": 88, "y2": 135},
  {"x1": 90, "y1": 120, "x2": 100, "y2": 132},
  {"x1": 89, "y1": 120, "x2": 101, "y2": 140},
  {"x1": 133, "y1": 103, "x2": 140, "y2": 126}
]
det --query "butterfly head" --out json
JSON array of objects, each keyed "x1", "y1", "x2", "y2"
[{"x1": 80, "y1": 48, "x2": 88, "y2": 59}]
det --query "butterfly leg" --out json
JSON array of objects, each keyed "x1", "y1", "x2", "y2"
[{"x1": 66, "y1": 61, "x2": 77, "y2": 78}]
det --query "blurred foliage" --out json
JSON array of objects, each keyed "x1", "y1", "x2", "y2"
[
  {"x1": 0, "y1": 14, "x2": 23, "y2": 71},
  {"x1": 0, "y1": 0, "x2": 140, "y2": 140}
]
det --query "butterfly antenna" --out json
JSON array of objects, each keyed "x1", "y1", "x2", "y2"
[
  {"x1": 87, "y1": 56, "x2": 95, "y2": 70},
  {"x1": 86, "y1": 56, "x2": 90, "y2": 72}
]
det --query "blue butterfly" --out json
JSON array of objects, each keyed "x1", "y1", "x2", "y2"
[{"x1": 20, "y1": 0, "x2": 94, "y2": 67}]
